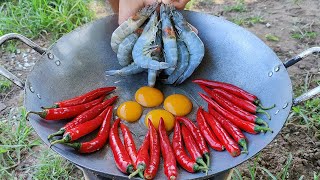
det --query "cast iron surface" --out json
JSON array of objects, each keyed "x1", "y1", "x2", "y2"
[{"x1": 24, "y1": 11, "x2": 293, "y2": 179}]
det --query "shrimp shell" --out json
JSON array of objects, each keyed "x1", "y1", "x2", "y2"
[
  {"x1": 110, "y1": 3, "x2": 157, "y2": 53},
  {"x1": 171, "y1": 9, "x2": 205, "y2": 84},
  {"x1": 162, "y1": 39, "x2": 189, "y2": 85},
  {"x1": 148, "y1": 28, "x2": 163, "y2": 87},
  {"x1": 132, "y1": 12, "x2": 169, "y2": 71},
  {"x1": 160, "y1": 4, "x2": 178, "y2": 75},
  {"x1": 117, "y1": 33, "x2": 139, "y2": 66}
]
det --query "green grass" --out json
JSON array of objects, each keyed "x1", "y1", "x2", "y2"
[
  {"x1": 290, "y1": 76, "x2": 320, "y2": 138},
  {"x1": 0, "y1": 107, "x2": 40, "y2": 178},
  {"x1": 224, "y1": 0, "x2": 247, "y2": 13},
  {"x1": 265, "y1": 34, "x2": 280, "y2": 42},
  {"x1": 231, "y1": 16, "x2": 264, "y2": 26},
  {"x1": 30, "y1": 149, "x2": 81, "y2": 180},
  {"x1": 291, "y1": 31, "x2": 318, "y2": 40},
  {"x1": 185, "y1": 0, "x2": 197, "y2": 10},
  {"x1": 0, "y1": 77, "x2": 12, "y2": 93},
  {"x1": 0, "y1": 107, "x2": 80, "y2": 179},
  {"x1": 0, "y1": 0, "x2": 94, "y2": 50},
  {"x1": 232, "y1": 153, "x2": 293, "y2": 180}
]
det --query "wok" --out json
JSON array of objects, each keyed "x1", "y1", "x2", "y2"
[{"x1": 1, "y1": 11, "x2": 319, "y2": 180}]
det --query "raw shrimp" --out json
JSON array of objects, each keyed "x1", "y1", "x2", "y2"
[
  {"x1": 162, "y1": 39, "x2": 189, "y2": 85},
  {"x1": 160, "y1": 4, "x2": 178, "y2": 75},
  {"x1": 148, "y1": 27, "x2": 163, "y2": 87},
  {"x1": 105, "y1": 62, "x2": 144, "y2": 76},
  {"x1": 110, "y1": 3, "x2": 157, "y2": 53},
  {"x1": 132, "y1": 12, "x2": 169, "y2": 70},
  {"x1": 117, "y1": 27, "x2": 144, "y2": 66},
  {"x1": 171, "y1": 9, "x2": 205, "y2": 84}
]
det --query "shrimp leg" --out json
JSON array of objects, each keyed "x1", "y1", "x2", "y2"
[
  {"x1": 133, "y1": 12, "x2": 169, "y2": 71},
  {"x1": 171, "y1": 9, "x2": 205, "y2": 84},
  {"x1": 160, "y1": 3, "x2": 178, "y2": 75},
  {"x1": 161, "y1": 39, "x2": 189, "y2": 85},
  {"x1": 105, "y1": 63, "x2": 144, "y2": 76},
  {"x1": 110, "y1": 3, "x2": 157, "y2": 53}
]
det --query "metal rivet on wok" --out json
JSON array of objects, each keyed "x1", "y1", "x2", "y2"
[
  {"x1": 282, "y1": 102, "x2": 289, "y2": 109},
  {"x1": 36, "y1": 93, "x2": 41, "y2": 99},
  {"x1": 55, "y1": 60, "x2": 61, "y2": 66},
  {"x1": 274, "y1": 65, "x2": 281, "y2": 72},
  {"x1": 275, "y1": 109, "x2": 280, "y2": 115},
  {"x1": 29, "y1": 86, "x2": 35, "y2": 93},
  {"x1": 47, "y1": 52, "x2": 54, "y2": 60},
  {"x1": 268, "y1": 71, "x2": 273, "y2": 77}
]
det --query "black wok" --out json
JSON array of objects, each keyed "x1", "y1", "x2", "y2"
[{"x1": 0, "y1": 11, "x2": 319, "y2": 180}]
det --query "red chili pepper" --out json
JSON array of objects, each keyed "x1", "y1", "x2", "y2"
[
  {"x1": 196, "y1": 107, "x2": 225, "y2": 151},
  {"x1": 181, "y1": 125, "x2": 208, "y2": 168},
  {"x1": 212, "y1": 88, "x2": 272, "y2": 119},
  {"x1": 200, "y1": 85, "x2": 268, "y2": 126},
  {"x1": 108, "y1": 118, "x2": 134, "y2": 174},
  {"x1": 129, "y1": 132, "x2": 150, "y2": 179},
  {"x1": 50, "y1": 106, "x2": 112, "y2": 146},
  {"x1": 28, "y1": 96, "x2": 105, "y2": 120},
  {"x1": 120, "y1": 123, "x2": 138, "y2": 166},
  {"x1": 208, "y1": 106, "x2": 248, "y2": 154},
  {"x1": 42, "y1": 86, "x2": 116, "y2": 108},
  {"x1": 47, "y1": 96, "x2": 118, "y2": 140},
  {"x1": 202, "y1": 110, "x2": 241, "y2": 157},
  {"x1": 62, "y1": 105, "x2": 113, "y2": 153},
  {"x1": 144, "y1": 119, "x2": 160, "y2": 180},
  {"x1": 193, "y1": 79, "x2": 258, "y2": 103},
  {"x1": 172, "y1": 120, "x2": 207, "y2": 173},
  {"x1": 199, "y1": 93, "x2": 272, "y2": 134},
  {"x1": 176, "y1": 117, "x2": 210, "y2": 167},
  {"x1": 159, "y1": 118, "x2": 178, "y2": 180}
]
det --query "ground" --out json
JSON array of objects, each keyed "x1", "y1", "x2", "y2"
[{"x1": 0, "y1": 0, "x2": 319, "y2": 179}]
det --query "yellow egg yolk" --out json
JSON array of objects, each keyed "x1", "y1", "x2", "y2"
[
  {"x1": 145, "y1": 109, "x2": 175, "y2": 131},
  {"x1": 135, "y1": 86, "x2": 164, "y2": 107},
  {"x1": 117, "y1": 101, "x2": 142, "y2": 123},
  {"x1": 163, "y1": 94, "x2": 193, "y2": 116}
]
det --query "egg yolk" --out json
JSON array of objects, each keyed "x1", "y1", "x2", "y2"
[
  {"x1": 163, "y1": 94, "x2": 193, "y2": 116},
  {"x1": 135, "y1": 86, "x2": 164, "y2": 107},
  {"x1": 117, "y1": 101, "x2": 143, "y2": 123},
  {"x1": 145, "y1": 109, "x2": 175, "y2": 131}
]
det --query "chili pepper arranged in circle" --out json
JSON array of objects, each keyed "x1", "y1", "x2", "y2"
[
  {"x1": 200, "y1": 85, "x2": 268, "y2": 126},
  {"x1": 199, "y1": 93, "x2": 272, "y2": 134},
  {"x1": 42, "y1": 87, "x2": 116, "y2": 109},
  {"x1": 144, "y1": 119, "x2": 160, "y2": 180},
  {"x1": 62, "y1": 105, "x2": 113, "y2": 153},
  {"x1": 212, "y1": 88, "x2": 273, "y2": 119},
  {"x1": 181, "y1": 125, "x2": 208, "y2": 169},
  {"x1": 109, "y1": 118, "x2": 134, "y2": 174},
  {"x1": 172, "y1": 120, "x2": 207, "y2": 173},
  {"x1": 50, "y1": 106, "x2": 112, "y2": 146},
  {"x1": 129, "y1": 132, "x2": 150, "y2": 179},
  {"x1": 193, "y1": 79, "x2": 274, "y2": 109},
  {"x1": 176, "y1": 116, "x2": 210, "y2": 167},
  {"x1": 120, "y1": 123, "x2": 138, "y2": 165},
  {"x1": 159, "y1": 118, "x2": 178, "y2": 180},
  {"x1": 47, "y1": 96, "x2": 118, "y2": 140},
  {"x1": 208, "y1": 106, "x2": 248, "y2": 154},
  {"x1": 202, "y1": 110, "x2": 241, "y2": 157},
  {"x1": 196, "y1": 107, "x2": 225, "y2": 151},
  {"x1": 28, "y1": 96, "x2": 104, "y2": 120}
]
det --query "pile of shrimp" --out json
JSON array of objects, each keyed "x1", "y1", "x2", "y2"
[{"x1": 107, "y1": 3, "x2": 205, "y2": 87}]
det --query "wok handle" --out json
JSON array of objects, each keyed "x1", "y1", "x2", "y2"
[
  {"x1": 283, "y1": 47, "x2": 320, "y2": 105},
  {"x1": 0, "y1": 33, "x2": 47, "y2": 88}
]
